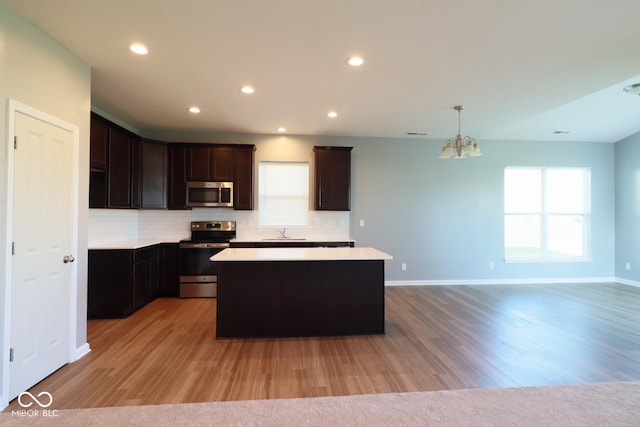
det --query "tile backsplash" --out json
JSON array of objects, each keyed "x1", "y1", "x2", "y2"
[{"x1": 89, "y1": 209, "x2": 350, "y2": 245}]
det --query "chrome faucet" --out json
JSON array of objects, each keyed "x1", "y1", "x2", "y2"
[{"x1": 276, "y1": 227, "x2": 287, "y2": 238}]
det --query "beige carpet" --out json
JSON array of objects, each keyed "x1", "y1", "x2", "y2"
[{"x1": 2, "y1": 382, "x2": 639, "y2": 426}]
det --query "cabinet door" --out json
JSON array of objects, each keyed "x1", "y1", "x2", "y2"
[
  {"x1": 132, "y1": 247, "x2": 158, "y2": 310},
  {"x1": 130, "y1": 137, "x2": 141, "y2": 209},
  {"x1": 158, "y1": 243, "x2": 179, "y2": 297},
  {"x1": 88, "y1": 250, "x2": 132, "y2": 319},
  {"x1": 217, "y1": 261, "x2": 303, "y2": 337},
  {"x1": 108, "y1": 127, "x2": 133, "y2": 208},
  {"x1": 141, "y1": 140, "x2": 168, "y2": 209},
  {"x1": 168, "y1": 144, "x2": 188, "y2": 209},
  {"x1": 233, "y1": 145, "x2": 254, "y2": 210},
  {"x1": 186, "y1": 145, "x2": 210, "y2": 181},
  {"x1": 90, "y1": 115, "x2": 109, "y2": 169},
  {"x1": 314, "y1": 146, "x2": 352, "y2": 211},
  {"x1": 210, "y1": 146, "x2": 234, "y2": 181},
  {"x1": 302, "y1": 260, "x2": 384, "y2": 335}
]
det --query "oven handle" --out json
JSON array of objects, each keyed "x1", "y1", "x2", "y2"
[{"x1": 179, "y1": 242, "x2": 230, "y2": 249}]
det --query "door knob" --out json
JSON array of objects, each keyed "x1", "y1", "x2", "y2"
[{"x1": 63, "y1": 255, "x2": 75, "y2": 263}]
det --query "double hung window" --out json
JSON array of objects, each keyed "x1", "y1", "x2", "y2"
[
  {"x1": 258, "y1": 161, "x2": 309, "y2": 226},
  {"x1": 504, "y1": 167, "x2": 591, "y2": 261}
]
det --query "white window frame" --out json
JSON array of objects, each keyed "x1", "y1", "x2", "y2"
[
  {"x1": 504, "y1": 166, "x2": 592, "y2": 263},
  {"x1": 258, "y1": 161, "x2": 310, "y2": 227}
]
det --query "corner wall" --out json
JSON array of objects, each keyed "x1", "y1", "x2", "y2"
[{"x1": 615, "y1": 133, "x2": 640, "y2": 284}]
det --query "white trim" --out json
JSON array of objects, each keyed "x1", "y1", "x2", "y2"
[
  {"x1": 385, "y1": 276, "x2": 616, "y2": 286},
  {"x1": 504, "y1": 256, "x2": 593, "y2": 263},
  {"x1": 1, "y1": 99, "x2": 86, "y2": 410},
  {"x1": 73, "y1": 343, "x2": 92, "y2": 362},
  {"x1": 615, "y1": 277, "x2": 640, "y2": 288}
]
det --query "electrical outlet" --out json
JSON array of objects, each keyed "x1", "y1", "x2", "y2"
[
  {"x1": 401, "y1": 263, "x2": 407, "y2": 271},
  {"x1": 359, "y1": 219, "x2": 365, "y2": 227},
  {"x1": 625, "y1": 263, "x2": 631, "y2": 271},
  {"x1": 489, "y1": 262, "x2": 495, "y2": 270}
]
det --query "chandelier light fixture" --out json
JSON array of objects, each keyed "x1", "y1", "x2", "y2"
[{"x1": 438, "y1": 105, "x2": 482, "y2": 159}]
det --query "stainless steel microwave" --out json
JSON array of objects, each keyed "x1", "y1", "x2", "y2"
[{"x1": 186, "y1": 181, "x2": 233, "y2": 207}]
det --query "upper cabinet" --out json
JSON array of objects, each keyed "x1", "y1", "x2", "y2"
[
  {"x1": 314, "y1": 146, "x2": 352, "y2": 211},
  {"x1": 89, "y1": 114, "x2": 255, "y2": 210},
  {"x1": 89, "y1": 113, "x2": 139, "y2": 209},
  {"x1": 140, "y1": 139, "x2": 168, "y2": 209},
  {"x1": 186, "y1": 145, "x2": 234, "y2": 182},
  {"x1": 89, "y1": 116, "x2": 109, "y2": 169},
  {"x1": 167, "y1": 144, "x2": 188, "y2": 210},
  {"x1": 233, "y1": 145, "x2": 255, "y2": 210}
]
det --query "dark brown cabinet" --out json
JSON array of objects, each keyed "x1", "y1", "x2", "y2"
[
  {"x1": 233, "y1": 145, "x2": 255, "y2": 210},
  {"x1": 168, "y1": 144, "x2": 188, "y2": 210},
  {"x1": 89, "y1": 113, "x2": 140, "y2": 209},
  {"x1": 216, "y1": 259, "x2": 384, "y2": 338},
  {"x1": 186, "y1": 145, "x2": 234, "y2": 182},
  {"x1": 90, "y1": 116, "x2": 108, "y2": 169},
  {"x1": 158, "y1": 243, "x2": 179, "y2": 297},
  {"x1": 109, "y1": 128, "x2": 140, "y2": 208},
  {"x1": 88, "y1": 246, "x2": 158, "y2": 319},
  {"x1": 140, "y1": 140, "x2": 168, "y2": 209},
  {"x1": 90, "y1": 114, "x2": 255, "y2": 210},
  {"x1": 132, "y1": 246, "x2": 158, "y2": 310},
  {"x1": 314, "y1": 146, "x2": 352, "y2": 211}
]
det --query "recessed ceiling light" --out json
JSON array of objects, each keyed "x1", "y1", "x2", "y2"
[
  {"x1": 129, "y1": 43, "x2": 148, "y2": 55},
  {"x1": 188, "y1": 107, "x2": 201, "y2": 114},
  {"x1": 553, "y1": 130, "x2": 570, "y2": 134},
  {"x1": 327, "y1": 111, "x2": 338, "y2": 118},
  {"x1": 241, "y1": 86, "x2": 255, "y2": 94},
  {"x1": 406, "y1": 132, "x2": 429, "y2": 136},
  {"x1": 277, "y1": 127, "x2": 287, "y2": 133},
  {"x1": 623, "y1": 83, "x2": 640, "y2": 95},
  {"x1": 347, "y1": 56, "x2": 364, "y2": 67}
]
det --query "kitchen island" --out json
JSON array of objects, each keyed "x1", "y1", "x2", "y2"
[{"x1": 211, "y1": 247, "x2": 392, "y2": 338}]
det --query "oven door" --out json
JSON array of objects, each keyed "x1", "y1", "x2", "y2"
[{"x1": 179, "y1": 242, "x2": 228, "y2": 297}]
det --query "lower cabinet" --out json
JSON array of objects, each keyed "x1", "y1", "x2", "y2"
[
  {"x1": 216, "y1": 259, "x2": 385, "y2": 338},
  {"x1": 158, "y1": 243, "x2": 180, "y2": 297},
  {"x1": 89, "y1": 245, "x2": 163, "y2": 319}
]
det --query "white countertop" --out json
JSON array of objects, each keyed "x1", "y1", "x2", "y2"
[
  {"x1": 230, "y1": 237, "x2": 355, "y2": 243},
  {"x1": 211, "y1": 247, "x2": 392, "y2": 262},
  {"x1": 88, "y1": 239, "x2": 165, "y2": 250}
]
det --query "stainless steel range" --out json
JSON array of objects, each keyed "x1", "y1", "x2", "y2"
[{"x1": 179, "y1": 220, "x2": 236, "y2": 298}]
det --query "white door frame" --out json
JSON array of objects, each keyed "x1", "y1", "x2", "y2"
[{"x1": 1, "y1": 98, "x2": 80, "y2": 409}]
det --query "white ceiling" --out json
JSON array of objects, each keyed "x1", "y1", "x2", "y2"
[{"x1": 5, "y1": 0, "x2": 640, "y2": 142}]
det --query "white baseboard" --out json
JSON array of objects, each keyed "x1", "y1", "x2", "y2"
[
  {"x1": 615, "y1": 277, "x2": 640, "y2": 288},
  {"x1": 385, "y1": 276, "x2": 617, "y2": 286},
  {"x1": 73, "y1": 343, "x2": 91, "y2": 362}
]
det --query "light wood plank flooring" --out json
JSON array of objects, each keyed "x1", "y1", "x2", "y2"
[{"x1": 6, "y1": 283, "x2": 640, "y2": 410}]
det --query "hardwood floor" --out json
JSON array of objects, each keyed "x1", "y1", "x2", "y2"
[{"x1": 6, "y1": 283, "x2": 640, "y2": 410}]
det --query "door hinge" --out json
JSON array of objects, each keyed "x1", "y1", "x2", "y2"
[
  {"x1": 9, "y1": 348, "x2": 13, "y2": 362},
  {"x1": 14, "y1": 136, "x2": 17, "y2": 149},
  {"x1": 12, "y1": 242, "x2": 15, "y2": 255}
]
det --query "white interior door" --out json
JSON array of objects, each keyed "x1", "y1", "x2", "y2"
[{"x1": 9, "y1": 111, "x2": 74, "y2": 399}]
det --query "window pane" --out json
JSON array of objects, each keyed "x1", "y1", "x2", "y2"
[
  {"x1": 546, "y1": 169, "x2": 586, "y2": 213},
  {"x1": 505, "y1": 214, "x2": 542, "y2": 257},
  {"x1": 258, "y1": 162, "x2": 309, "y2": 226},
  {"x1": 547, "y1": 215, "x2": 584, "y2": 256},
  {"x1": 504, "y1": 168, "x2": 541, "y2": 213}
]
